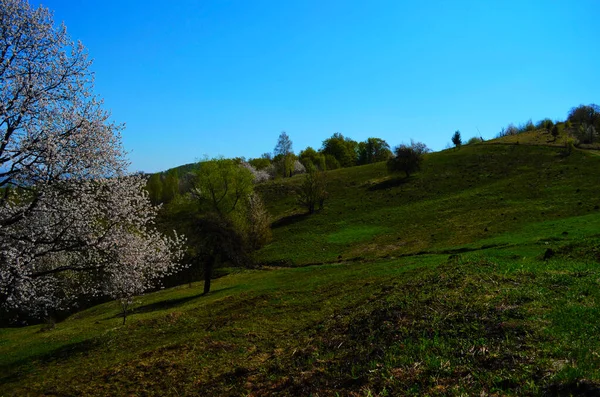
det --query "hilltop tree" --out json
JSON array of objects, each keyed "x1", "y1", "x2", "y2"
[
  {"x1": 0, "y1": 0, "x2": 184, "y2": 320},
  {"x1": 451, "y1": 130, "x2": 462, "y2": 149},
  {"x1": 551, "y1": 124, "x2": 560, "y2": 141},
  {"x1": 568, "y1": 104, "x2": 600, "y2": 130},
  {"x1": 274, "y1": 131, "x2": 294, "y2": 177},
  {"x1": 299, "y1": 146, "x2": 326, "y2": 171},
  {"x1": 387, "y1": 140, "x2": 429, "y2": 178},
  {"x1": 322, "y1": 133, "x2": 358, "y2": 167},
  {"x1": 357, "y1": 137, "x2": 392, "y2": 165}
]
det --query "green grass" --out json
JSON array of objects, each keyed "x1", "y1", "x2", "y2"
[
  {"x1": 3, "y1": 138, "x2": 600, "y2": 395},
  {"x1": 256, "y1": 144, "x2": 600, "y2": 265}
]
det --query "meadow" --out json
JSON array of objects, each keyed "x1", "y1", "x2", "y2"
[{"x1": 2, "y1": 131, "x2": 600, "y2": 396}]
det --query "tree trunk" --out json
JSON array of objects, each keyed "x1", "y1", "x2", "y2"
[{"x1": 203, "y1": 256, "x2": 217, "y2": 295}]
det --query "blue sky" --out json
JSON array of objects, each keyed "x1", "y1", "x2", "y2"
[{"x1": 38, "y1": 0, "x2": 599, "y2": 172}]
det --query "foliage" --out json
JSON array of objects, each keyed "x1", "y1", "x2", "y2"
[
  {"x1": 0, "y1": 0, "x2": 184, "y2": 321},
  {"x1": 245, "y1": 192, "x2": 272, "y2": 250},
  {"x1": 324, "y1": 154, "x2": 341, "y2": 170},
  {"x1": 451, "y1": 130, "x2": 462, "y2": 148},
  {"x1": 299, "y1": 146, "x2": 326, "y2": 171},
  {"x1": 575, "y1": 124, "x2": 598, "y2": 144},
  {"x1": 536, "y1": 118, "x2": 554, "y2": 130},
  {"x1": 568, "y1": 104, "x2": 600, "y2": 130},
  {"x1": 357, "y1": 137, "x2": 392, "y2": 165},
  {"x1": 191, "y1": 158, "x2": 253, "y2": 219},
  {"x1": 248, "y1": 157, "x2": 271, "y2": 171},
  {"x1": 387, "y1": 140, "x2": 428, "y2": 177},
  {"x1": 274, "y1": 131, "x2": 294, "y2": 177},
  {"x1": 551, "y1": 124, "x2": 560, "y2": 141},
  {"x1": 297, "y1": 169, "x2": 328, "y2": 214},
  {"x1": 241, "y1": 161, "x2": 271, "y2": 183},
  {"x1": 497, "y1": 123, "x2": 520, "y2": 137},
  {"x1": 321, "y1": 133, "x2": 358, "y2": 167},
  {"x1": 466, "y1": 136, "x2": 483, "y2": 145},
  {"x1": 189, "y1": 158, "x2": 267, "y2": 293}
]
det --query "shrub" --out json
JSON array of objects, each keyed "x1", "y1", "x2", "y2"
[{"x1": 466, "y1": 136, "x2": 483, "y2": 145}]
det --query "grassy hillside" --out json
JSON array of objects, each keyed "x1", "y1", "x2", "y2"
[
  {"x1": 256, "y1": 142, "x2": 600, "y2": 265},
  {"x1": 2, "y1": 138, "x2": 600, "y2": 396}
]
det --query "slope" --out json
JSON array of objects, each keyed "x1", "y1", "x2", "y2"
[{"x1": 2, "y1": 140, "x2": 600, "y2": 396}]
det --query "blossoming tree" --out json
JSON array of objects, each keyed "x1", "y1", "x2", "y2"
[{"x1": 0, "y1": 0, "x2": 184, "y2": 320}]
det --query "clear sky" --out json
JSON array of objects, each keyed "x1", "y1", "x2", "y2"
[{"x1": 36, "y1": 0, "x2": 599, "y2": 173}]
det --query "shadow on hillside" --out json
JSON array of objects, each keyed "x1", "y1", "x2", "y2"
[
  {"x1": 0, "y1": 338, "x2": 101, "y2": 384},
  {"x1": 271, "y1": 213, "x2": 310, "y2": 229},
  {"x1": 368, "y1": 176, "x2": 409, "y2": 191},
  {"x1": 109, "y1": 286, "x2": 236, "y2": 319}
]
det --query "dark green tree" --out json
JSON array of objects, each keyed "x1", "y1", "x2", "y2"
[
  {"x1": 387, "y1": 141, "x2": 429, "y2": 178},
  {"x1": 551, "y1": 124, "x2": 560, "y2": 141},
  {"x1": 299, "y1": 146, "x2": 326, "y2": 171},
  {"x1": 190, "y1": 158, "x2": 259, "y2": 294},
  {"x1": 357, "y1": 137, "x2": 392, "y2": 165},
  {"x1": 321, "y1": 132, "x2": 358, "y2": 167},
  {"x1": 297, "y1": 168, "x2": 328, "y2": 214},
  {"x1": 568, "y1": 104, "x2": 600, "y2": 130},
  {"x1": 451, "y1": 130, "x2": 462, "y2": 149}
]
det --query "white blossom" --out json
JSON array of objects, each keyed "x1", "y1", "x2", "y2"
[{"x1": 0, "y1": 0, "x2": 185, "y2": 318}]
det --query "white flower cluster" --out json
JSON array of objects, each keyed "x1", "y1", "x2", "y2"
[{"x1": 240, "y1": 161, "x2": 271, "y2": 183}]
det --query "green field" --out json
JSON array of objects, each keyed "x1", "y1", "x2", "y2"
[{"x1": 2, "y1": 135, "x2": 600, "y2": 396}]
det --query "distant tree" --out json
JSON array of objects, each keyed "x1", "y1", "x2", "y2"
[
  {"x1": 162, "y1": 169, "x2": 180, "y2": 203},
  {"x1": 451, "y1": 130, "x2": 462, "y2": 149},
  {"x1": 387, "y1": 140, "x2": 429, "y2": 178},
  {"x1": 568, "y1": 104, "x2": 600, "y2": 130},
  {"x1": 536, "y1": 118, "x2": 554, "y2": 131},
  {"x1": 497, "y1": 123, "x2": 519, "y2": 137},
  {"x1": 466, "y1": 136, "x2": 483, "y2": 145},
  {"x1": 551, "y1": 124, "x2": 560, "y2": 141},
  {"x1": 522, "y1": 119, "x2": 536, "y2": 132},
  {"x1": 248, "y1": 157, "x2": 271, "y2": 170},
  {"x1": 577, "y1": 124, "x2": 598, "y2": 144},
  {"x1": 297, "y1": 169, "x2": 328, "y2": 214},
  {"x1": 357, "y1": 137, "x2": 392, "y2": 165},
  {"x1": 299, "y1": 146, "x2": 326, "y2": 171},
  {"x1": 324, "y1": 154, "x2": 341, "y2": 170},
  {"x1": 274, "y1": 131, "x2": 294, "y2": 177},
  {"x1": 146, "y1": 173, "x2": 164, "y2": 204},
  {"x1": 321, "y1": 133, "x2": 358, "y2": 167},
  {"x1": 240, "y1": 161, "x2": 270, "y2": 183},
  {"x1": 245, "y1": 193, "x2": 272, "y2": 250}
]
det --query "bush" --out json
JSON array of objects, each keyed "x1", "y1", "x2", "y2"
[{"x1": 466, "y1": 136, "x2": 483, "y2": 145}]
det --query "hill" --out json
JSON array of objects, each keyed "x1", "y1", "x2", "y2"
[{"x1": 2, "y1": 137, "x2": 600, "y2": 396}]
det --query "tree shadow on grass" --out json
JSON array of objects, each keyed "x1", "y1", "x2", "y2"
[
  {"x1": 108, "y1": 286, "x2": 236, "y2": 319},
  {"x1": 367, "y1": 176, "x2": 409, "y2": 191},
  {"x1": 271, "y1": 213, "x2": 310, "y2": 229}
]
